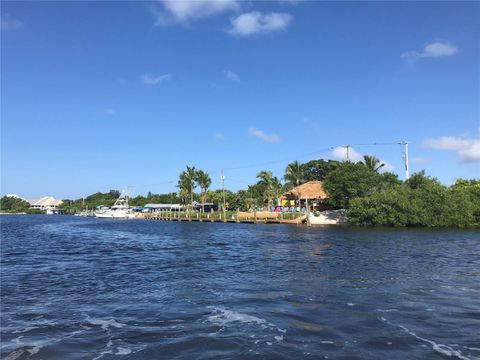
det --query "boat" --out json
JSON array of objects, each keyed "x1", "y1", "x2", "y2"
[
  {"x1": 307, "y1": 209, "x2": 347, "y2": 225},
  {"x1": 94, "y1": 191, "x2": 136, "y2": 219}
]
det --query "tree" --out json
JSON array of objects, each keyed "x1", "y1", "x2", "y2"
[
  {"x1": 284, "y1": 160, "x2": 305, "y2": 187},
  {"x1": 323, "y1": 162, "x2": 380, "y2": 208},
  {"x1": 178, "y1": 166, "x2": 198, "y2": 209},
  {"x1": 196, "y1": 169, "x2": 212, "y2": 212},
  {"x1": 363, "y1": 155, "x2": 385, "y2": 172},
  {"x1": 256, "y1": 170, "x2": 282, "y2": 208},
  {"x1": 302, "y1": 159, "x2": 341, "y2": 181},
  {"x1": 0, "y1": 196, "x2": 31, "y2": 213}
]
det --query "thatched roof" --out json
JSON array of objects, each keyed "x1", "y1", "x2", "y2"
[{"x1": 281, "y1": 180, "x2": 328, "y2": 200}]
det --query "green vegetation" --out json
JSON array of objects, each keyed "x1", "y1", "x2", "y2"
[
  {"x1": 54, "y1": 155, "x2": 478, "y2": 228},
  {"x1": 348, "y1": 173, "x2": 479, "y2": 228},
  {"x1": 0, "y1": 196, "x2": 44, "y2": 214}
]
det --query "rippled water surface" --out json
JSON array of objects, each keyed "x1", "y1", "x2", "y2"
[{"x1": 1, "y1": 215, "x2": 479, "y2": 359}]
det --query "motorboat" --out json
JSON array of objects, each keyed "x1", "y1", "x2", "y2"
[{"x1": 95, "y1": 191, "x2": 136, "y2": 219}]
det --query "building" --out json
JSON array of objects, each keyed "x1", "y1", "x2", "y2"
[
  {"x1": 280, "y1": 180, "x2": 329, "y2": 211},
  {"x1": 29, "y1": 196, "x2": 64, "y2": 214},
  {"x1": 143, "y1": 203, "x2": 185, "y2": 212}
]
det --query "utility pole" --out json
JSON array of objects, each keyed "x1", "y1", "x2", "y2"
[
  {"x1": 343, "y1": 145, "x2": 351, "y2": 162},
  {"x1": 221, "y1": 170, "x2": 226, "y2": 221},
  {"x1": 398, "y1": 141, "x2": 409, "y2": 180}
]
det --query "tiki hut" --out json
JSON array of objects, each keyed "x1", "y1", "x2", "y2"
[{"x1": 280, "y1": 180, "x2": 329, "y2": 210}]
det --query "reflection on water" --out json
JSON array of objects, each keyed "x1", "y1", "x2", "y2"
[{"x1": 1, "y1": 215, "x2": 479, "y2": 359}]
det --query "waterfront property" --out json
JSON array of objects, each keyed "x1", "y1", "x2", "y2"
[
  {"x1": 28, "y1": 196, "x2": 64, "y2": 214},
  {"x1": 280, "y1": 180, "x2": 330, "y2": 211}
]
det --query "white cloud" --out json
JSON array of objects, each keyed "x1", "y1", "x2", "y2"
[
  {"x1": 402, "y1": 41, "x2": 458, "y2": 62},
  {"x1": 214, "y1": 132, "x2": 225, "y2": 141},
  {"x1": 1, "y1": 14, "x2": 23, "y2": 30},
  {"x1": 228, "y1": 11, "x2": 292, "y2": 36},
  {"x1": 224, "y1": 70, "x2": 240, "y2": 82},
  {"x1": 104, "y1": 108, "x2": 116, "y2": 115},
  {"x1": 152, "y1": 0, "x2": 239, "y2": 26},
  {"x1": 331, "y1": 146, "x2": 363, "y2": 162},
  {"x1": 248, "y1": 127, "x2": 280, "y2": 143},
  {"x1": 423, "y1": 136, "x2": 480, "y2": 162},
  {"x1": 142, "y1": 73, "x2": 172, "y2": 85},
  {"x1": 330, "y1": 146, "x2": 394, "y2": 172}
]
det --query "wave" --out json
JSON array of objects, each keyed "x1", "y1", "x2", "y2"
[{"x1": 379, "y1": 317, "x2": 471, "y2": 360}]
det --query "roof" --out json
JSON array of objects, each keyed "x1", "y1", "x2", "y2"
[
  {"x1": 281, "y1": 180, "x2": 328, "y2": 200},
  {"x1": 144, "y1": 203, "x2": 184, "y2": 209},
  {"x1": 29, "y1": 196, "x2": 63, "y2": 206}
]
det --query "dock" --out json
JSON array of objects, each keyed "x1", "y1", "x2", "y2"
[{"x1": 142, "y1": 211, "x2": 307, "y2": 225}]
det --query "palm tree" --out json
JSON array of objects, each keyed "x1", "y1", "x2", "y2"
[
  {"x1": 196, "y1": 170, "x2": 212, "y2": 212},
  {"x1": 363, "y1": 155, "x2": 385, "y2": 172},
  {"x1": 178, "y1": 166, "x2": 198, "y2": 210},
  {"x1": 256, "y1": 170, "x2": 282, "y2": 208},
  {"x1": 284, "y1": 160, "x2": 305, "y2": 187}
]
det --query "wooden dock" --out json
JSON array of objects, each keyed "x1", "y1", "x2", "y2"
[{"x1": 142, "y1": 211, "x2": 306, "y2": 225}]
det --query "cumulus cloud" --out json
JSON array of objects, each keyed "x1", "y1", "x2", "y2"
[
  {"x1": 331, "y1": 146, "x2": 363, "y2": 162},
  {"x1": 152, "y1": 0, "x2": 239, "y2": 26},
  {"x1": 402, "y1": 41, "x2": 458, "y2": 62},
  {"x1": 423, "y1": 136, "x2": 480, "y2": 162},
  {"x1": 330, "y1": 146, "x2": 394, "y2": 172},
  {"x1": 248, "y1": 127, "x2": 280, "y2": 143},
  {"x1": 228, "y1": 11, "x2": 292, "y2": 36},
  {"x1": 1, "y1": 13, "x2": 23, "y2": 30},
  {"x1": 223, "y1": 70, "x2": 240, "y2": 82},
  {"x1": 142, "y1": 73, "x2": 171, "y2": 85}
]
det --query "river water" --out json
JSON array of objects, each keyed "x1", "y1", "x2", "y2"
[{"x1": 1, "y1": 215, "x2": 479, "y2": 359}]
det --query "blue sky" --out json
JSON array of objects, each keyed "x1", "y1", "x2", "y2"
[{"x1": 1, "y1": 1, "x2": 479, "y2": 199}]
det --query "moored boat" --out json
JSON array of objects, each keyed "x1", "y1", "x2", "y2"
[{"x1": 95, "y1": 191, "x2": 136, "y2": 219}]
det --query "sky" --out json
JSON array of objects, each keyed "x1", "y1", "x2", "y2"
[{"x1": 1, "y1": 1, "x2": 479, "y2": 199}]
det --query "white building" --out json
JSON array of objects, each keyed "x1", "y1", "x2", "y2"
[{"x1": 29, "y1": 196, "x2": 64, "y2": 214}]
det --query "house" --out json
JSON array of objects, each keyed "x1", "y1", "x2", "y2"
[{"x1": 29, "y1": 196, "x2": 64, "y2": 214}]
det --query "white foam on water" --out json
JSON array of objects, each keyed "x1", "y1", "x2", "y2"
[
  {"x1": 85, "y1": 315, "x2": 125, "y2": 331},
  {"x1": 376, "y1": 308, "x2": 398, "y2": 313},
  {"x1": 4, "y1": 349, "x2": 24, "y2": 360},
  {"x1": 12, "y1": 326, "x2": 39, "y2": 334},
  {"x1": 466, "y1": 347, "x2": 480, "y2": 352},
  {"x1": 26, "y1": 347, "x2": 41, "y2": 355},
  {"x1": 278, "y1": 328, "x2": 287, "y2": 333},
  {"x1": 12, "y1": 336, "x2": 24, "y2": 345},
  {"x1": 321, "y1": 341, "x2": 334, "y2": 344},
  {"x1": 380, "y1": 316, "x2": 471, "y2": 360},
  {"x1": 116, "y1": 347, "x2": 132, "y2": 355},
  {"x1": 207, "y1": 307, "x2": 267, "y2": 326},
  {"x1": 347, "y1": 303, "x2": 355, "y2": 306},
  {"x1": 274, "y1": 335, "x2": 283, "y2": 342},
  {"x1": 266, "y1": 342, "x2": 272, "y2": 346}
]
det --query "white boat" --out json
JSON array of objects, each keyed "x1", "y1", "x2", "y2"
[
  {"x1": 308, "y1": 209, "x2": 347, "y2": 225},
  {"x1": 95, "y1": 191, "x2": 136, "y2": 219}
]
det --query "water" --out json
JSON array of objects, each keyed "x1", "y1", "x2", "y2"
[{"x1": 1, "y1": 215, "x2": 479, "y2": 359}]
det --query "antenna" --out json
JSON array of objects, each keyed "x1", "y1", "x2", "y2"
[{"x1": 397, "y1": 141, "x2": 409, "y2": 179}]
